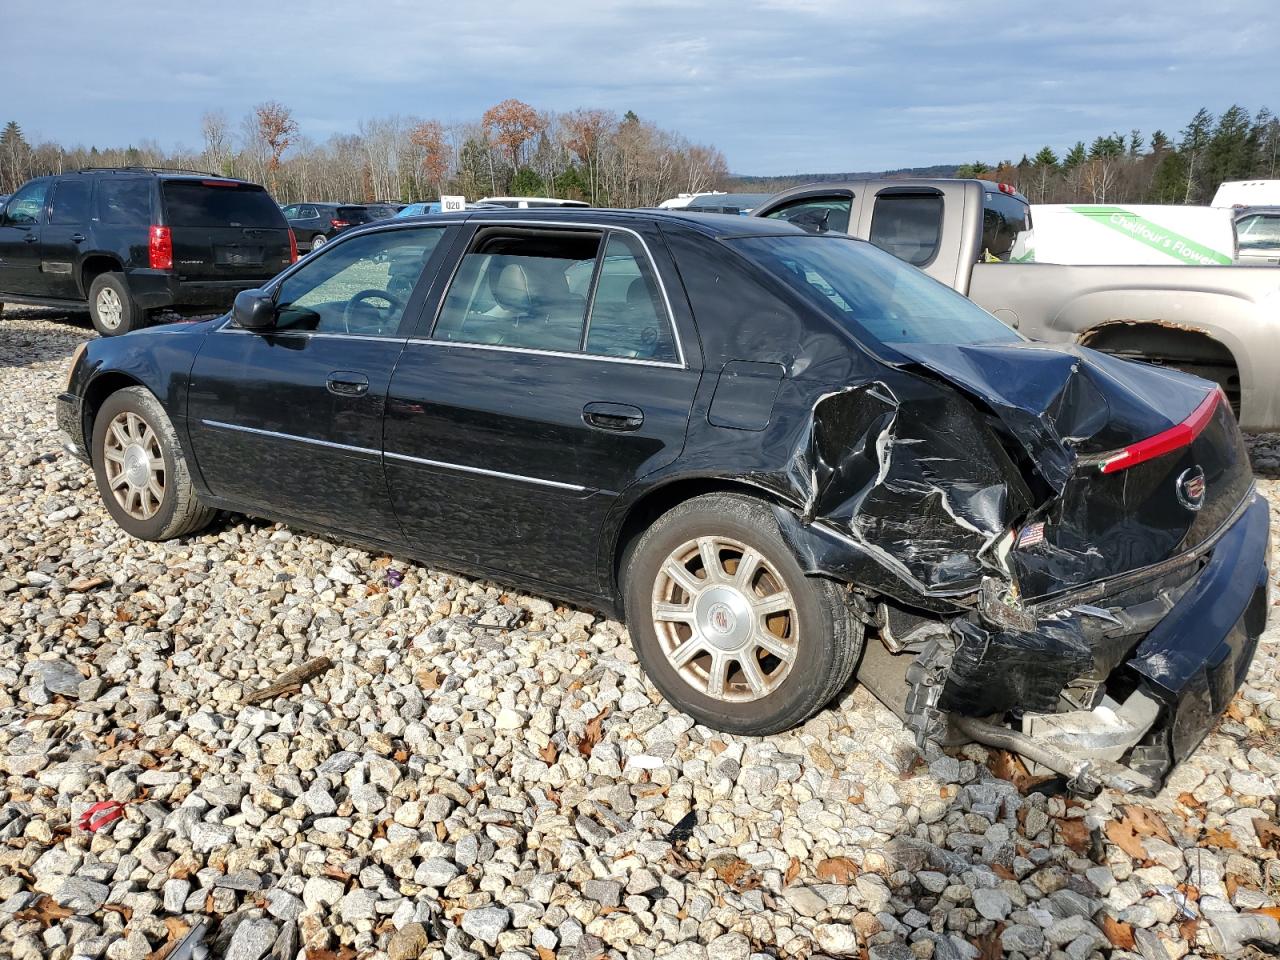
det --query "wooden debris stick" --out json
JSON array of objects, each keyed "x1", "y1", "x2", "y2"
[{"x1": 244, "y1": 656, "x2": 334, "y2": 705}]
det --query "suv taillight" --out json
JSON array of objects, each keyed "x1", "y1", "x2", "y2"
[
  {"x1": 330, "y1": 219, "x2": 349, "y2": 229},
  {"x1": 149, "y1": 225, "x2": 173, "y2": 271},
  {"x1": 288, "y1": 228, "x2": 299, "y2": 263}
]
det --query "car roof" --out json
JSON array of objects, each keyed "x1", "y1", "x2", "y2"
[
  {"x1": 70, "y1": 167, "x2": 260, "y2": 186},
  {"x1": 1236, "y1": 205, "x2": 1280, "y2": 216},
  {"x1": 384, "y1": 206, "x2": 812, "y2": 239}
]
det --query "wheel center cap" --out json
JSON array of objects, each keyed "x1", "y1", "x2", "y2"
[
  {"x1": 123, "y1": 444, "x2": 149, "y2": 488},
  {"x1": 696, "y1": 586, "x2": 753, "y2": 652}
]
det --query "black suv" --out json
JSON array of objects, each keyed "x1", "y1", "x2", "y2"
[
  {"x1": 282, "y1": 203, "x2": 376, "y2": 251},
  {"x1": 0, "y1": 168, "x2": 295, "y2": 335}
]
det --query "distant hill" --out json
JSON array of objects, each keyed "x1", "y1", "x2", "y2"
[{"x1": 727, "y1": 164, "x2": 961, "y2": 192}]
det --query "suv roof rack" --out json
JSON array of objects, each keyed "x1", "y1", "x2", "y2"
[{"x1": 75, "y1": 166, "x2": 224, "y2": 177}]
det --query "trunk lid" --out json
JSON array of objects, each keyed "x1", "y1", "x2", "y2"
[
  {"x1": 160, "y1": 180, "x2": 292, "y2": 282},
  {"x1": 889, "y1": 341, "x2": 1254, "y2": 599}
]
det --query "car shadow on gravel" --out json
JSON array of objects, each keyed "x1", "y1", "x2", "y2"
[{"x1": 0, "y1": 309, "x2": 94, "y2": 369}]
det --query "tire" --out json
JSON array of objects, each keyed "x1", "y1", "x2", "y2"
[
  {"x1": 623, "y1": 493, "x2": 863, "y2": 735},
  {"x1": 91, "y1": 386, "x2": 216, "y2": 541},
  {"x1": 89, "y1": 273, "x2": 146, "y2": 336},
  {"x1": 311, "y1": 233, "x2": 328, "y2": 249}
]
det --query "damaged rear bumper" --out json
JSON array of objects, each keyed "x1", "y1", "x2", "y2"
[{"x1": 906, "y1": 492, "x2": 1270, "y2": 792}]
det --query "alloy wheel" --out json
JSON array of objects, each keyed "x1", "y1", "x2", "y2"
[
  {"x1": 102, "y1": 411, "x2": 165, "y2": 520},
  {"x1": 96, "y1": 287, "x2": 123, "y2": 331},
  {"x1": 651, "y1": 535, "x2": 799, "y2": 703}
]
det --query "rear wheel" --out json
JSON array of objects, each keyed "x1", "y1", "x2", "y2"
[
  {"x1": 89, "y1": 273, "x2": 146, "y2": 336},
  {"x1": 623, "y1": 493, "x2": 862, "y2": 735},
  {"x1": 91, "y1": 386, "x2": 216, "y2": 540},
  {"x1": 311, "y1": 233, "x2": 328, "y2": 250}
]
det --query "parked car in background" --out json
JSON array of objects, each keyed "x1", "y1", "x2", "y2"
[
  {"x1": 753, "y1": 179, "x2": 1280, "y2": 431},
  {"x1": 363, "y1": 203, "x2": 404, "y2": 220},
  {"x1": 476, "y1": 196, "x2": 589, "y2": 209},
  {"x1": 282, "y1": 203, "x2": 373, "y2": 251},
  {"x1": 395, "y1": 202, "x2": 442, "y2": 218},
  {"x1": 0, "y1": 167, "x2": 294, "y2": 335},
  {"x1": 680, "y1": 192, "x2": 772, "y2": 215},
  {"x1": 1234, "y1": 206, "x2": 1280, "y2": 265},
  {"x1": 57, "y1": 208, "x2": 1268, "y2": 793},
  {"x1": 658, "y1": 191, "x2": 727, "y2": 209},
  {"x1": 1211, "y1": 180, "x2": 1280, "y2": 208}
]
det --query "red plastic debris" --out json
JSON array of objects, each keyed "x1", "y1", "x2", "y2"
[{"x1": 78, "y1": 800, "x2": 125, "y2": 833}]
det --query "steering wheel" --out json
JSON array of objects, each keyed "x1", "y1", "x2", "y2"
[{"x1": 342, "y1": 289, "x2": 403, "y2": 334}]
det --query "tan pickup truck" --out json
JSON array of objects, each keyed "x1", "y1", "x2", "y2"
[{"x1": 753, "y1": 179, "x2": 1280, "y2": 432}]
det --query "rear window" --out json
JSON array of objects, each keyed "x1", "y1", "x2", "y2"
[
  {"x1": 981, "y1": 191, "x2": 1033, "y2": 262},
  {"x1": 729, "y1": 234, "x2": 1021, "y2": 349},
  {"x1": 161, "y1": 181, "x2": 285, "y2": 228},
  {"x1": 869, "y1": 193, "x2": 943, "y2": 267},
  {"x1": 337, "y1": 206, "x2": 372, "y2": 224}
]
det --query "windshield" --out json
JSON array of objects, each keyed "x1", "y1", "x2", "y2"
[
  {"x1": 1236, "y1": 214, "x2": 1280, "y2": 250},
  {"x1": 729, "y1": 234, "x2": 1022, "y2": 348},
  {"x1": 161, "y1": 181, "x2": 285, "y2": 228}
]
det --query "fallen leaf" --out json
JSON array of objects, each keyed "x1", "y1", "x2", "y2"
[
  {"x1": 815, "y1": 857, "x2": 859, "y2": 884},
  {"x1": 539, "y1": 741, "x2": 558, "y2": 764},
  {"x1": 1200, "y1": 827, "x2": 1237, "y2": 849},
  {"x1": 1102, "y1": 915, "x2": 1135, "y2": 949},
  {"x1": 708, "y1": 739, "x2": 727, "y2": 755},
  {"x1": 709, "y1": 855, "x2": 761, "y2": 891},
  {"x1": 1056, "y1": 817, "x2": 1092, "y2": 855},
  {"x1": 1177, "y1": 792, "x2": 1205, "y2": 811},
  {"x1": 991, "y1": 864, "x2": 1017, "y2": 881},
  {"x1": 1250, "y1": 906, "x2": 1280, "y2": 922},
  {"x1": 988, "y1": 749, "x2": 1055, "y2": 793},
  {"x1": 785, "y1": 856, "x2": 801, "y2": 886},
  {"x1": 1253, "y1": 817, "x2": 1280, "y2": 850},
  {"x1": 69, "y1": 575, "x2": 109, "y2": 592},
  {"x1": 1178, "y1": 918, "x2": 1200, "y2": 943},
  {"x1": 417, "y1": 668, "x2": 442, "y2": 690},
  {"x1": 576, "y1": 706, "x2": 611, "y2": 758},
  {"x1": 102, "y1": 903, "x2": 133, "y2": 922},
  {"x1": 536, "y1": 948, "x2": 556, "y2": 960},
  {"x1": 14, "y1": 894, "x2": 74, "y2": 923},
  {"x1": 305, "y1": 950, "x2": 357, "y2": 960},
  {"x1": 115, "y1": 606, "x2": 133, "y2": 623},
  {"x1": 972, "y1": 923, "x2": 1004, "y2": 960},
  {"x1": 1106, "y1": 806, "x2": 1172, "y2": 860}
]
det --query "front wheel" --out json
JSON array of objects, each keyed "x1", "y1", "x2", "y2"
[
  {"x1": 623, "y1": 493, "x2": 863, "y2": 735},
  {"x1": 91, "y1": 386, "x2": 217, "y2": 540},
  {"x1": 89, "y1": 273, "x2": 146, "y2": 336}
]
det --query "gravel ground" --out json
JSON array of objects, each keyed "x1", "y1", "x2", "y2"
[{"x1": 1, "y1": 309, "x2": 1279, "y2": 960}]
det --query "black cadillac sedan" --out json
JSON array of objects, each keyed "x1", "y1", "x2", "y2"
[{"x1": 57, "y1": 209, "x2": 1270, "y2": 792}]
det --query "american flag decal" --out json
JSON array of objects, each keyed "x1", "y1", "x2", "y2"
[{"x1": 1017, "y1": 521, "x2": 1046, "y2": 548}]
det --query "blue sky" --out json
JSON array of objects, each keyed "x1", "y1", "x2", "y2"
[{"x1": 3, "y1": 0, "x2": 1276, "y2": 175}]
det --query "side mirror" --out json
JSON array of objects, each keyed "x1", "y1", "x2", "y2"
[{"x1": 232, "y1": 288, "x2": 277, "y2": 331}]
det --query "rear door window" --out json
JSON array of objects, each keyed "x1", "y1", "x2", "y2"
[
  {"x1": 49, "y1": 180, "x2": 93, "y2": 225},
  {"x1": 869, "y1": 193, "x2": 943, "y2": 266},
  {"x1": 96, "y1": 179, "x2": 152, "y2": 224},
  {"x1": 161, "y1": 181, "x2": 284, "y2": 227},
  {"x1": 433, "y1": 228, "x2": 601, "y2": 352},
  {"x1": 761, "y1": 195, "x2": 852, "y2": 233},
  {"x1": 281, "y1": 205, "x2": 301, "y2": 218},
  {"x1": 584, "y1": 232, "x2": 677, "y2": 362}
]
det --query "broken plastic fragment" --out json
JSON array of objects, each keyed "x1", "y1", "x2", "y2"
[{"x1": 77, "y1": 799, "x2": 124, "y2": 833}]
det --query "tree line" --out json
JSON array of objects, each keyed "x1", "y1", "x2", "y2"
[
  {"x1": 0, "y1": 99, "x2": 729, "y2": 207},
  {"x1": 952, "y1": 104, "x2": 1278, "y2": 205}
]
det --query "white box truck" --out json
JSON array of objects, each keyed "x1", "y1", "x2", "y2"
[
  {"x1": 1027, "y1": 204, "x2": 1237, "y2": 266},
  {"x1": 1212, "y1": 180, "x2": 1280, "y2": 208}
]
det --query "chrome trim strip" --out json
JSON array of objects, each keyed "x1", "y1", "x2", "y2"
[
  {"x1": 384, "y1": 451, "x2": 587, "y2": 491},
  {"x1": 214, "y1": 328, "x2": 408, "y2": 342},
  {"x1": 200, "y1": 419, "x2": 378, "y2": 455},
  {"x1": 198, "y1": 419, "x2": 587, "y2": 492},
  {"x1": 406, "y1": 337, "x2": 684, "y2": 368}
]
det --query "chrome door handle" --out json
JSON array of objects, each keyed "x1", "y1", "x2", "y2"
[{"x1": 326, "y1": 372, "x2": 369, "y2": 397}]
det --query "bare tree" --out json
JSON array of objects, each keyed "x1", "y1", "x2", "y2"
[{"x1": 200, "y1": 111, "x2": 232, "y2": 175}]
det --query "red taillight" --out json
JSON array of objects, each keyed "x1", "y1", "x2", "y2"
[
  {"x1": 288, "y1": 228, "x2": 299, "y2": 263},
  {"x1": 330, "y1": 219, "x2": 349, "y2": 229},
  {"x1": 149, "y1": 225, "x2": 173, "y2": 271},
  {"x1": 998, "y1": 182, "x2": 1016, "y2": 195},
  {"x1": 1098, "y1": 389, "x2": 1221, "y2": 474}
]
